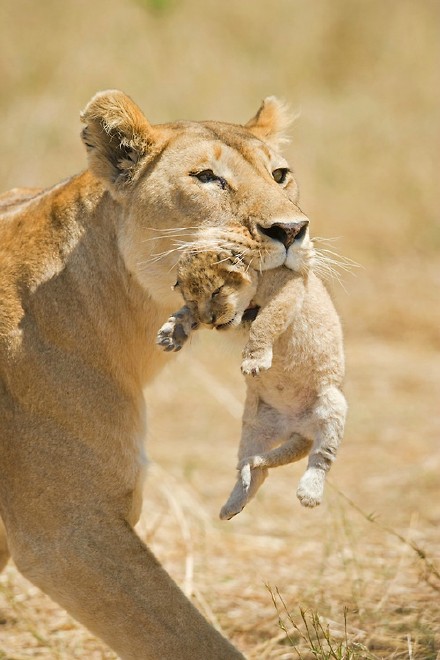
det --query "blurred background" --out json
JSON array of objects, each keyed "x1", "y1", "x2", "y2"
[{"x1": 0, "y1": 1, "x2": 439, "y2": 658}]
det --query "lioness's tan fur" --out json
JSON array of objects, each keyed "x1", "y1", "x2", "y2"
[{"x1": 0, "y1": 90, "x2": 308, "y2": 658}]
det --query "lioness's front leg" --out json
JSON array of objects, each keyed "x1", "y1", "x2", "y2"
[
  {"x1": 5, "y1": 488, "x2": 243, "y2": 660},
  {"x1": 156, "y1": 305, "x2": 198, "y2": 352}
]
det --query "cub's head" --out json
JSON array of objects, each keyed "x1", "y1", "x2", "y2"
[
  {"x1": 176, "y1": 250, "x2": 257, "y2": 329},
  {"x1": 80, "y1": 90, "x2": 310, "y2": 304}
]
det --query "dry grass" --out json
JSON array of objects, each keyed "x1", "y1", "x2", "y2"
[{"x1": 0, "y1": 0, "x2": 439, "y2": 658}]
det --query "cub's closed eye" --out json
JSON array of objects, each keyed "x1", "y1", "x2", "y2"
[
  {"x1": 272, "y1": 167, "x2": 290, "y2": 184},
  {"x1": 212, "y1": 287, "x2": 222, "y2": 298},
  {"x1": 190, "y1": 169, "x2": 227, "y2": 190}
]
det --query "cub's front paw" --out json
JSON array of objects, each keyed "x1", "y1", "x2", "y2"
[
  {"x1": 241, "y1": 347, "x2": 273, "y2": 376},
  {"x1": 156, "y1": 317, "x2": 189, "y2": 352},
  {"x1": 296, "y1": 468, "x2": 325, "y2": 508}
]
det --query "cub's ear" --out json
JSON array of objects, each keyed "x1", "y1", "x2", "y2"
[
  {"x1": 245, "y1": 96, "x2": 294, "y2": 150},
  {"x1": 225, "y1": 260, "x2": 252, "y2": 285},
  {"x1": 80, "y1": 90, "x2": 154, "y2": 192}
]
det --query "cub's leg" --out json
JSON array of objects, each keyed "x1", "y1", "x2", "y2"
[
  {"x1": 241, "y1": 270, "x2": 305, "y2": 376},
  {"x1": 0, "y1": 515, "x2": 10, "y2": 572},
  {"x1": 296, "y1": 386, "x2": 347, "y2": 508},
  {"x1": 237, "y1": 433, "x2": 312, "y2": 472},
  {"x1": 220, "y1": 395, "x2": 286, "y2": 520},
  {"x1": 219, "y1": 447, "x2": 268, "y2": 520}
]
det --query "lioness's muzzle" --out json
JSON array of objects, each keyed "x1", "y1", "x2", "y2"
[{"x1": 257, "y1": 220, "x2": 309, "y2": 248}]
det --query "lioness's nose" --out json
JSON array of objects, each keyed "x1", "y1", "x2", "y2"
[{"x1": 257, "y1": 220, "x2": 309, "y2": 249}]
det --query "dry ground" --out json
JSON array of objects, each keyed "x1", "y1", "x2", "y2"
[{"x1": 0, "y1": 0, "x2": 439, "y2": 658}]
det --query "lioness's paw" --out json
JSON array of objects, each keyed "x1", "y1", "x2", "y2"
[
  {"x1": 296, "y1": 468, "x2": 325, "y2": 508},
  {"x1": 241, "y1": 347, "x2": 273, "y2": 376},
  {"x1": 156, "y1": 318, "x2": 188, "y2": 352}
]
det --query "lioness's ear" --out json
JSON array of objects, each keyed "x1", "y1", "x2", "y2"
[
  {"x1": 80, "y1": 90, "x2": 153, "y2": 190},
  {"x1": 245, "y1": 96, "x2": 294, "y2": 150}
]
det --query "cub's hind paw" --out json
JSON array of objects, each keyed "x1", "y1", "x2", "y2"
[
  {"x1": 219, "y1": 485, "x2": 248, "y2": 520},
  {"x1": 219, "y1": 500, "x2": 245, "y2": 521},
  {"x1": 296, "y1": 468, "x2": 325, "y2": 508},
  {"x1": 296, "y1": 489, "x2": 321, "y2": 508},
  {"x1": 219, "y1": 473, "x2": 251, "y2": 520},
  {"x1": 241, "y1": 347, "x2": 273, "y2": 376}
]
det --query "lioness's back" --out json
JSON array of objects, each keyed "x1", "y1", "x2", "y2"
[{"x1": 0, "y1": 186, "x2": 43, "y2": 208}]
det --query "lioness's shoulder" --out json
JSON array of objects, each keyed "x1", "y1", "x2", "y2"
[{"x1": 0, "y1": 172, "x2": 104, "y2": 340}]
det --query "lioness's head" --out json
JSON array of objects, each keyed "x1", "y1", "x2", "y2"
[
  {"x1": 80, "y1": 90, "x2": 310, "y2": 304},
  {"x1": 176, "y1": 250, "x2": 257, "y2": 330}
]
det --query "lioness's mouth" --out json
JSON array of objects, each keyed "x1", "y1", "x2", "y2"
[
  {"x1": 215, "y1": 317, "x2": 238, "y2": 331},
  {"x1": 242, "y1": 306, "x2": 260, "y2": 322},
  {"x1": 214, "y1": 306, "x2": 260, "y2": 330}
]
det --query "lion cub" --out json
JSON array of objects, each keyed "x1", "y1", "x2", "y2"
[{"x1": 157, "y1": 247, "x2": 347, "y2": 520}]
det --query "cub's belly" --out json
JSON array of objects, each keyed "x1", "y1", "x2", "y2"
[{"x1": 248, "y1": 363, "x2": 317, "y2": 417}]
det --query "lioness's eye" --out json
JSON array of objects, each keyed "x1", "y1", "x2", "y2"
[
  {"x1": 272, "y1": 167, "x2": 290, "y2": 184},
  {"x1": 190, "y1": 169, "x2": 227, "y2": 190}
]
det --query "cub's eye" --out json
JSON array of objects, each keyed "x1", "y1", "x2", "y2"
[
  {"x1": 211, "y1": 287, "x2": 222, "y2": 299},
  {"x1": 190, "y1": 169, "x2": 227, "y2": 190},
  {"x1": 272, "y1": 167, "x2": 290, "y2": 184}
]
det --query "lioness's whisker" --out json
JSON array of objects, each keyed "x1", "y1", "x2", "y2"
[
  {"x1": 140, "y1": 226, "x2": 202, "y2": 245},
  {"x1": 312, "y1": 235, "x2": 343, "y2": 245},
  {"x1": 311, "y1": 237, "x2": 362, "y2": 280},
  {"x1": 147, "y1": 226, "x2": 200, "y2": 231},
  {"x1": 315, "y1": 256, "x2": 352, "y2": 274},
  {"x1": 313, "y1": 257, "x2": 349, "y2": 292},
  {"x1": 137, "y1": 247, "x2": 183, "y2": 267},
  {"x1": 316, "y1": 247, "x2": 362, "y2": 269},
  {"x1": 244, "y1": 257, "x2": 255, "y2": 273},
  {"x1": 313, "y1": 267, "x2": 347, "y2": 292},
  {"x1": 141, "y1": 233, "x2": 197, "y2": 243},
  {"x1": 137, "y1": 242, "x2": 248, "y2": 269},
  {"x1": 315, "y1": 252, "x2": 360, "y2": 276}
]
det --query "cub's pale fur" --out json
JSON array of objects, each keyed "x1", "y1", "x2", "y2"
[
  {"x1": 0, "y1": 90, "x2": 310, "y2": 658},
  {"x1": 157, "y1": 231, "x2": 347, "y2": 519}
]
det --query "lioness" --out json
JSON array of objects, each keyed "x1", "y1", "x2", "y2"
[
  {"x1": 0, "y1": 90, "x2": 309, "y2": 659},
  {"x1": 157, "y1": 231, "x2": 346, "y2": 520}
]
